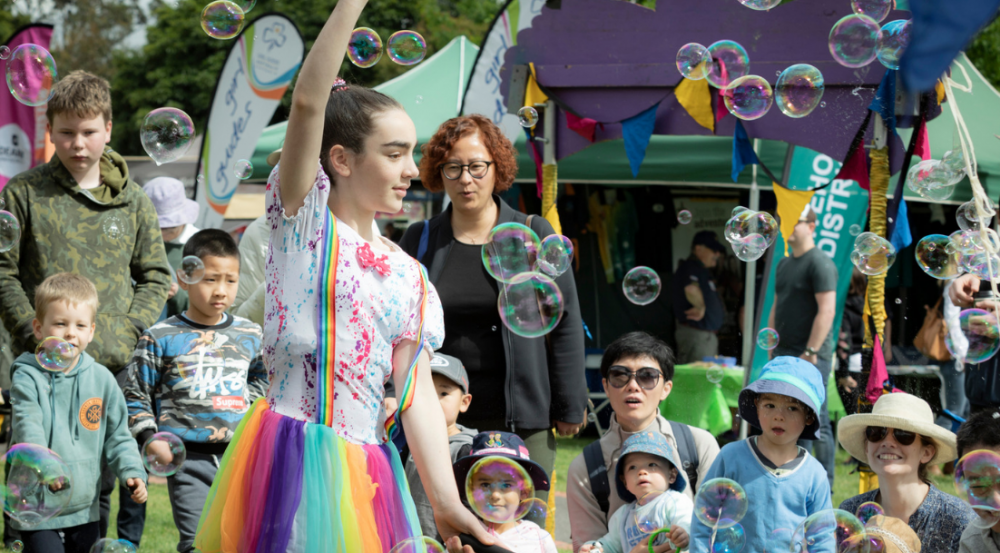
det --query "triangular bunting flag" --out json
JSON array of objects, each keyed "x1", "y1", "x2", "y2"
[
  {"x1": 731, "y1": 120, "x2": 758, "y2": 182},
  {"x1": 890, "y1": 198, "x2": 912, "y2": 252},
  {"x1": 566, "y1": 111, "x2": 599, "y2": 142},
  {"x1": 622, "y1": 103, "x2": 659, "y2": 178},
  {"x1": 526, "y1": 63, "x2": 549, "y2": 108},
  {"x1": 676, "y1": 78, "x2": 714, "y2": 132},
  {"x1": 773, "y1": 185, "x2": 815, "y2": 256},
  {"x1": 836, "y1": 145, "x2": 871, "y2": 191},
  {"x1": 914, "y1": 118, "x2": 931, "y2": 160},
  {"x1": 716, "y1": 88, "x2": 728, "y2": 124}
]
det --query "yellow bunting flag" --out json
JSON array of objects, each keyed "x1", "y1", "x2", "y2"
[
  {"x1": 772, "y1": 185, "x2": 814, "y2": 256},
  {"x1": 526, "y1": 63, "x2": 549, "y2": 109},
  {"x1": 676, "y1": 77, "x2": 714, "y2": 132}
]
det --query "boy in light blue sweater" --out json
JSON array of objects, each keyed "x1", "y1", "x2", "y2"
[{"x1": 690, "y1": 357, "x2": 832, "y2": 553}]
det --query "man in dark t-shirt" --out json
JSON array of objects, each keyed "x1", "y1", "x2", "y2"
[
  {"x1": 769, "y1": 206, "x2": 838, "y2": 488},
  {"x1": 671, "y1": 231, "x2": 726, "y2": 364}
]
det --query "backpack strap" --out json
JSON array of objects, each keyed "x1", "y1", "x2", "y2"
[
  {"x1": 417, "y1": 220, "x2": 430, "y2": 262},
  {"x1": 669, "y1": 420, "x2": 700, "y2": 490},
  {"x1": 583, "y1": 440, "x2": 610, "y2": 518},
  {"x1": 525, "y1": 214, "x2": 535, "y2": 229}
]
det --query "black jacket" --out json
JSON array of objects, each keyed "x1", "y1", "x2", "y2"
[{"x1": 399, "y1": 196, "x2": 587, "y2": 431}]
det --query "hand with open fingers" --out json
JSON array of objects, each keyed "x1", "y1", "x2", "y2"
[
  {"x1": 669, "y1": 525, "x2": 690, "y2": 550},
  {"x1": 437, "y1": 503, "x2": 495, "y2": 553},
  {"x1": 950, "y1": 274, "x2": 980, "y2": 308},
  {"x1": 127, "y1": 478, "x2": 148, "y2": 504}
]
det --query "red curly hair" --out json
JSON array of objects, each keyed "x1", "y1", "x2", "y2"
[{"x1": 419, "y1": 114, "x2": 518, "y2": 193}]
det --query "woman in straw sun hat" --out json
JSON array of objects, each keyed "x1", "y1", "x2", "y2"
[{"x1": 838, "y1": 393, "x2": 975, "y2": 553}]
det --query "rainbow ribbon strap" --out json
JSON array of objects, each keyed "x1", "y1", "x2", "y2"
[{"x1": 385, "y1": 264, "x2": 430, "y2": 440}]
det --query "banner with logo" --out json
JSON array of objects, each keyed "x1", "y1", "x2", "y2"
[
  {"x1": 194, "y1": 14, "x2": 303, "y2": 228},
  {"x1": 461, "y1": 0, "x2": 545, "y2": 143},
  {"x1": 751, "y1": 147, "x2": 869, "y2": 379},
  {"x1": 0, "y1": 24, "x2": 54, "y2": 191}
]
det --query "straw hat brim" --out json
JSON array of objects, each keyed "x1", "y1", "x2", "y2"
[
  {"x1": 837, "y1": 413, "x2": 958, "y2": 466},
  {"x1": 266, "y1": 148, "x2": 282, "y2": 167}
]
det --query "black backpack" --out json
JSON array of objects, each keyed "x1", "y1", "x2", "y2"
[{"x1": 583, "y1": 421, "x2": 700, "y2": 517}]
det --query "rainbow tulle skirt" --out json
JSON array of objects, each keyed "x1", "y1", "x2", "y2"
[{"x1": 194, "y1": 399, "x2": 422, "y2": 553}]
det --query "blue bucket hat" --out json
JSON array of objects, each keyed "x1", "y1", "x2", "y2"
[
  {"x1": 614, "y1": 431, "x2": 687, "y2": 503},
  {"x1": 738, "y1": 356, "x2": 827, "y2": 440}
]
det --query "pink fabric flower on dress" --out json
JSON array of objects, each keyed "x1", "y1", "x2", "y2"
[{"x1": 357, "y1": 243, "x2": 391, "y2": 277}]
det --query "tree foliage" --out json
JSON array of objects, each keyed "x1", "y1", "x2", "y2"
[
  {"x1": 967, "y1": 16, "x2": 1000, "y2": 91},
  {"x1": 0, "y1": 0, "x2": 33, "y2": 43},
  {"x1": 109, "y1": 0, "x2": 501, "y2": 155}
]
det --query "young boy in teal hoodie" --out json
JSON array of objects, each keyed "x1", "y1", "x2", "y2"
[{"x1": 10, "y1": 273, "x2": 147, "y2": 553}]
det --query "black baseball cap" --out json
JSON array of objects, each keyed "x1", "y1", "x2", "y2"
[{"x1": 693, "y1": 230, "x2": 726, "y2": 253}]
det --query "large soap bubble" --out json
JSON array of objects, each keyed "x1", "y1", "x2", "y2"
[
  {"x1": 140, "y1": 108, "x2": 195, "y2": 166},
  {"x1": 829, "y1": 14, "x2": 880, "y2": 68},
  {"x1": 0, "y1": 211, "x2": 21, "y2": 253},
  {"x1": 677, "y1": 43, "x2": 712, "y2": 80},
  {"x1": 348, "y1": 27, "x2": 383, "y2": 68},
  {"x1": 482, "y1": 223, "x2": 540, "y2": 283},
  {"x1": 964, "y1": 252, "x2": 1000, "y2": 281},
  {"x1": 906, "y1": 159, "x2": 959, "y2": 201},
  {"x1": 775, "y1": 64, "x2": 825, "y2": 118},
  {"x1": 387, "y1": 30, "x2": 427, "y2": 66},
  {"x1": 5, "y1": 44, "x2": 57, "y2": 107},
  {"x1": 850, "y1": 232, "x2": 896, "y2": 276},
  {"x1": 142, "y1": 432, "x2": 187, "y2": 477},
  {"x1": 731, "y1": 234, "x2": 769, "y2": 262},
  {"x1": 876, "y1": 19, "x2": 911, "y2": 70},
  {"x1": 725, "y1": 208, "x2": 778, "y2": 248},
  {"x1": 2, "y1": 444, "x2": 73, "y2": 527},
  {"x1": 538, "y1": 234, "x2": 573, "y2": 277},
  {"x1": 694, "y1": 478, "x2": 748, "y2": 528},
  {"x1": 179, "y1": 255, "x2": 206, "y2": 285},
  {"x1": 35, "y1": 337, "x2": 75, "y2": 372},
  {"x1": 915, "y1": 234, "x2": 962, "y2": 280},
  {"x1": 200, "y1": 1, "x2": 244, "y2": 40},
  {"x1": 623, "y1": 267, "x2": 662, "y2": 306},
  {"x1": 947, "y1": 309, "x2": 1000, "y2": 364},
  {"x1": 706, "y1": 41, "x2": 750, "y2": 89},
  {"x1": 791, "y1": 509, "x2": 867, "y2": 553},
  {"x1": 757, "y1": 328, "x2": 780, "y2": 350},
  {"x1": 465, "y1": 456, "x2": 535, "y2": 524},
  {"x1": 956, "y1": 449, "x2": 1000, "y2": 528},
  {"x1": 722, "y1": 75, "x2": 773, "y2": 121},
  {"x1": 942, "y1": 149, "x2": 968, "y2": 176},
  {"x1": 713, "y1": 522, "x2": 747, "y2": 553},
  {"x1": 957, "y1": 199, "x2": 995, "y2": 232},
  {"x1": 498, "y1": 272, "x2": 564, "y2": 338}
]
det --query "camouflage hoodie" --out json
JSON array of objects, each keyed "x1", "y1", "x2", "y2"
[{"x1": 0, "y1": 148, "x2": 171, "y2": 373}]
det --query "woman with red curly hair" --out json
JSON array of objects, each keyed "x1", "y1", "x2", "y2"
[{"x1": 399, "y1": 115, "x2": 587, "y2": 514}]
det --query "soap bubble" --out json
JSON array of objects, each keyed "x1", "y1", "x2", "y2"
[
  {"x1": 623, "y1": 267, "x2": 662, "y2": 306},
  {"x1": 895, "y1": 298, "x2": 902, "y2": 305},
  {"x1": 35, "y1": 337, "x2": 75, "y2": 372},
  {"x1": 775, "y1": 64, "x2": 825, "y2": 118},
  {"x1": 722, "y1": 75, "x2": 773, "y2": 121},
  {"x1": 179, "y1": 255, "x2": 206, "y2": 285},
  {"x1": 764, "y1": 528, "x2": 794, "y2": 553},
  {"x1": 956, "y1": 450, "x2": 1000, "y2": 528},
  {"x1": 694, "y1": 478, "x2": 748, "y2": 528},
  {"x1": 713, "y1": 522, "x2": 747, "y2": 553},
  {"x1": 234, "y1": 159, "x2": 253, "y2": 180},
  {"x1": 200, "y1": 1, "x2": 245, "y2": 40},
  {"x1": 538, "y1": 234, "x2": 573, "y2": 277},
  {"x1": 677, "y1": 43, "x2": 712, "y2": 80},
  {"x1": 387, "y1": 30, "x2": 427, "y2": 66},
  {"x1": 2, "y1": 443, "x2": 73, "y2": 527},
  {"x1": 678, "y1": 210, "x2": 693, "y2": 225},
  {"x1": 828, "y1": 14, "x2": 880, "y2": 68},
  {"x1": 482, "y1": 223, "x2": 540, "y2": 283},
  {"x1": 731, "y1": 234, "x2": 769, "y2": 262},
  {"x1": 518, "y1": 106, "x2": 539, "y2": 127},
  {"x1": 849, "y1": 224, "x2": 862, "y2": 236},
  {"x1": 635, "y1": 492, "x2": 674, "y2": 533},
  {"x1": 957, "y1": 199, "x2": 994, "y2": 232},
  {"x1": 948, "y1": 309, "x2": 1000, "y2": 364},
  {"x1": 11, "y1": 540, "x2": 22, "y2": 552},
  {"x1": 876, "y1": 19, "x2": 911, "y2": 70},
  {"x1": 915, "y1": 234, "x2": 961, "y2": 280},
  {"x1": 0, "y1": 46, "x2": 9, "y2": 60},
  {"x1": 850, "y1": 232, "x2": 896, "y2": 276},
  {"x1": 942, "y1": 149, "x2": 968, "y2": 176},
  {"x1": 757, "y1": 328, "x2": 780, "y2": 350},
  {"x1": 140, "y1": 108, "x2": 195, "y2": 166},
  {"x1": 234, "y1": 0, "x2": 255, "y2": 13},
  {"x1": 852, "y1": 0, "x2": 893, "y2": 21},
  {"x1": 791, "y1": 510, "x2": 867, "y2": 553},
  {"x1": 964, "y1": 252, "x2": 1000, "y2": 281},
  {"x1": 737, "y1": 0, "x2": 781, "y2": 9},
  {"x1": 142, "y1": 432, "x2": 187, "y2": 477},
  {"x1": 706, "y1": 41, "x2": 750, "y2": 89},
  {"x1": 388, "y1": 537, "x2": 446, "y2": 553},
  {"x1": 707, "y1": 366, "x2": 725, "y2": 385},
  {"x1": 725, "y1": 209, "x2": 778, "y2": 248},
  {"x1": 465, "y1": 456, "x2": 535, "y2": 524},
  {"x1": 5, "y1": 44, "x2": 57, "y2": 107},
  {"x1": 516, "y1": 497, "x2": 548, "y2": 521},
  {"x1": 498, "y1": 272, "x2": 564, "y2": 338},
  {"x1": 0, "y1": 210, "x2": 21, "y2": 253},
  {"x1": 907, "y1": 159, "x2": 959, "y2": 201},
  {"x1": 348, "y1": 28, "x2": 383, "y2": 68},
  {"x1": 89, "y1": 538, "x2": 137, "y2": 553},
  {"x1": 855, "y1": 502, "x2": 884, "y2": 526}
]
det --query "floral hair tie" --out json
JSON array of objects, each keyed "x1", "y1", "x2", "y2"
[{"x1": 332, "y1": 78, "x2": 349, "y2": 93}]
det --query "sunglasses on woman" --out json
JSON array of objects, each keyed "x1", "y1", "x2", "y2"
[
  {"x1": 606, "y1": 366, "x2": 662, "y2": 390},
  {"x1": 865, "y1": 426, "x2": 918, "y2": 446}
]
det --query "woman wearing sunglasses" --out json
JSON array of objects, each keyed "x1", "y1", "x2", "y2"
[
  {"x1": 838, "y1": 393, "x2": 974, "y2": 553},
  {"x1": 399, "y1": 115, "x2": 587, "y2": 511}
]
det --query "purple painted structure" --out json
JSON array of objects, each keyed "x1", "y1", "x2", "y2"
[{"x1": 503, "y1": 0, "x2": 910, "y2": 167}]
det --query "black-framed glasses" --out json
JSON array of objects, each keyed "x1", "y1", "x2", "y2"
[
  {"x1": 865, "y1": 426, "x2": 918, "y2": 446},
  {"x1": 606, "y1": 366, "x2": 662, "y2": 390},
  {"x1": 440, "y1": 161, "x2": 493, "y2": 180}
]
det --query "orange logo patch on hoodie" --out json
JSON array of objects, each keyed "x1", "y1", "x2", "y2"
[{"x1": 79, "y1": 398, "x2": 103, "y2": 431}]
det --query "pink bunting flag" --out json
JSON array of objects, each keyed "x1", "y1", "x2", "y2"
[
  {"x1": 566, "y1": 112, "x2": 600, "y2": 142},
  {"x1": 914, "y1": 118, "x2": 931, "y2": 160},
  {"x1": 866, "y1": 335, "x2": 889, "y2": 404},
  {"x1": 835, "y1": 145, "x2": 870, "y2": 191}
]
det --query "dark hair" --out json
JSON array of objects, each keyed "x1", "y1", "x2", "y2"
[
  {"x1": 183, "y1": 229, "x2": 240, "y2": 264},
  {"x1": 419, "y1": 114, "x2": 518, "y2": 193},
  {"x1": 320, "y1": 84, "x2": 403, "y2": 184},
  {"x1": 917, "y1": 436, "x2": 937, "y2": 484},
  {"x1": 600, "y1": 331, "x2": 675, "y2": 382},
  {"x1": 957, "y1": 410, "x2": 1000, "y2": 458}
]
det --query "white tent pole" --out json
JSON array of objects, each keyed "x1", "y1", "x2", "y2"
[
  {"x1": 543, "y1": 100, "x2": 556, "y2": 165},
  {"x1": 738, "y1": 139, "x2": 761, "y2": 440}
]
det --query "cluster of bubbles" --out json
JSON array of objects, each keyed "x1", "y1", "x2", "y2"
[
  {"x1": 906, "y1": 149, "x2": 969, "y2": 201},
  {"x1": 724, "y1": 207, "x2": 778, "y2": 262},
  {"x1": 464, "y1": 457, "x2": 546, "y2": 524},
  {"x1": 623, "y1": 266, "x2": 662, "y2": 306},
  {"x1": 35, "y1": 337, "x2": 75, "y2": 372},
  {"x1": 0, "y1": 210, "x2": 21, "y2": 253},
  {"x1": 142, "y1": 432, "x2": 188, "y2": 477},
  {"x1": 179, "y1": 255, "x2": 206, "y2": 285},
  {"x1": 850, "y1": 232, "x2": 896, "y2": 276},
  {"x1": 388, "y1": 537, "x2": 446, "y2": 553},
  {"x1": 481, "y1": 223, "x2": 571, "y2": 337},
  {"x1": 946, "y1": 308, "x2": 1000, "y2": 364},
  {"x1": 90, "y1": 539, "x2": 137, "y2": 553},
  {"x1": 348, "y1": 28, "x2": 427, "y2": 68},
  {"x1": 140, "y1": 108, "x2": 196, "y2": 166},
  {"x1": 828, "y1": 11, "x2": 910, "y2": 70},
  {"x1": 955, "y1": 449, "x2": 1000, "y2": 528},
  {"x1": 518, "y1": 106, "x2": 539, "y2": 128},
  {"x1": 234, "y1": 159, "x2": 254, "y2": 180},
  {"x1": 5, "y1": 43, "x2": 58, "y2": 107},
  {"x1": 694, "y1": 478, "x2": 749, "y2": 553},
  {"x1": 756, "y1": 328, "x2": 780, "y2": 350},
  {"x1": 201, "y1": 1, "x2": 247, "y2": 40},
  {"x1": 2, "y1": 444, "x2": 73, "y2": 527}
]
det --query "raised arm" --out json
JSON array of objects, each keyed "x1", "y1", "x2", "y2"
[{"x1": 279, "y1": 0, "x2": 367, "y2": 215}]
